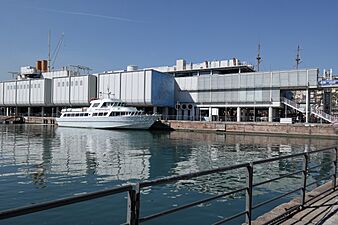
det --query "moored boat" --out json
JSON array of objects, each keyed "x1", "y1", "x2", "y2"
[{"x1": 56, "y1": 98, "x2": 160, "y2": 129}]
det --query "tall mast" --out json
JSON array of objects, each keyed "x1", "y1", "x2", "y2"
[
  {"x1": 256, "y1": 43, "x2": 261, "y2": 71},
  {"x1": 48, "y1": 30, "x2": 51, "y2": 72},
  {"x1": 295, "y1": 45, "x2": 301, "y2": 70}
]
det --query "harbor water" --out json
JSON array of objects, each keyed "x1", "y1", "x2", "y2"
[{"x1": 0, "y1": 125, "x2": 336, "y2": 225}]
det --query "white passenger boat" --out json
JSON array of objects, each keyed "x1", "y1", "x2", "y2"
[{"x1": 56, "y1": 98, "x2": 160, "y2": 129}]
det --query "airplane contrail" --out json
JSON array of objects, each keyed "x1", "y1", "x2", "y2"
[{"x1": 27, "y1": 6, "x2": 142, "y2": 23}]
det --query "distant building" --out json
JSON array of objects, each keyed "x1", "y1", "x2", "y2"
[{"x1": 0, "y1": 58, "x2": 336, "y2": 123}]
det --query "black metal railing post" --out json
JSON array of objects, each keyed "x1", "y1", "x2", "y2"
[
  {"x1": 301, "y1": 153, "x2": 309, "y2": 207},
  {"x1": 245, "y1": 163, "x2": 253, "y2": 225},
  {"x1": 127, "y1": 184, "x2": 140, "y2": 225},
  {"x1": 333, "y1": 147, "x2": 338, "y2": 190}
]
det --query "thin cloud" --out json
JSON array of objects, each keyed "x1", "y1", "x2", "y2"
[{"x1": 27, "y1": 6, "x2": 142, "y2": 23}]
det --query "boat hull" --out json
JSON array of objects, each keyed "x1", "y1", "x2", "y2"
[{"x1": 56, "y1": 115, "x2": 159, "y2": 129}]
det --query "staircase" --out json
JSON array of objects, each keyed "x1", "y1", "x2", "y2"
[
  {"x1": 281, "y1": 97, "x2": 305, "y2": 113},
  {"x1": 281, "y1": 97, "x2": 338, "y2": 123}
]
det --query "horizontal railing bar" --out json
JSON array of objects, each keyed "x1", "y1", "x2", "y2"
[
  {"x1": 139, "y1": 187, "x2": 247, "y2": 223},
  {"x1": 308, "y1": 162, "x2": 333, "y2": 172},
  {"x1": 0, "y1": 185, "x2": 133, "y2": 220},
  {"x1": 253, "y1": 152, "x2": 305, "y2": 165},
  {"x1": 252, "y1": 188, "x2": 302, "y2": 210},
  {"x1": 253, "y1": 147, "x2": 336, "y2": 166},
  {"x1": 308, "y1": 164, "x2": 324, "y2": 171},
  {"x1": 306, "y1": 174, "x2": 333, "y2": 188},
  {"x1": 211, "y1": 210, "x2": 247, "y2": 225},
  {"x1": 307, "y1": 146, "x2": 336, "y2": 155},
  {"x1": 253, "y1": 170, "x2": 303, "y2": 187},
  {"x1": 140, "y1": 163, "x2": 250, "y2": 188}
]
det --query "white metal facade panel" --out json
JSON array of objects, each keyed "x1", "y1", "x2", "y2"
[
  {"x1": 16, "y1": 80, "x2": 30, "y2": 105},
  {"x1": 144, "y1": 71, "x2": 152, "y2": 104},
  {"x1": 99, "y1": 73, "x2": 121, "y2": 99},
  {"x1": 30, "y1": 79, "x2": 48, "y2": 105},
  {"x1": 3, "y1": 81, "x2": 17, "y2": 106},
  {"x1": 53, "y1": 77, "x2": 70, "y2": 105},
  {"x1": 0, "y1": 83, "x2": 3, "y2": 105},
  {"x1": 69, "y1": 76, "x2": 96, "y2": 105}
]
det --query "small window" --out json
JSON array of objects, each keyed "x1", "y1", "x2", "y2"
[
  {"x1": 62, "y1": 82, "x2": 65, "y2": 87},
  {"x1": 58, "y1": 82, "x2": 60, "y2": 87},
  {"x1": 66, "y1": 81, "x2": 69, "y2": 86},
  {"x1": 92, "y1": 103, "x2": 100, "y2": 108},
  {"x1": 75, "y1": 81, "x2": 78, "y2": 86},
  {"x1": 80, "y1": 80, "x2": 83, "y2": 86},
  {"x1": 38, "y1": 84, "x2": 40, "y2": 88},
  {"x1": 93, "y1": 113, "x2": 98, "y2": 116},
  {"x1": 23, "y1": 85, "x2": 26, "y2": 89},
  {"x1": 103, "y1": 112, "x2": 108, "y2": 116},
  {"x1": 84, "y1": 113, "x2": 89, "y2": 116},
  {"x1": 75, "y1": 113, "x2": 80, "y2": 117},
  {"x1": 98, "y1": 112, "x2": 104, "y2": 116}
]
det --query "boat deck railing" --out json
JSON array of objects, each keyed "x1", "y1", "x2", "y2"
[{"x1": 0, "y1": 146, "x2": 337, "y2": 225}]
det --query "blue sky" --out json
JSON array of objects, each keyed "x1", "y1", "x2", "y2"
[{"x1": 0, "y1": 0, "x2": 337, "y2": 80}]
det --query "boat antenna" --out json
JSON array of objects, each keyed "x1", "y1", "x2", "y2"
[
  {"x1": 99, "y1": 88, "x2": 113, "y2": 99},
  {"x1": 295, "y1": 45, "x2": 301, "y2": 69},
  {"x1": 256, "y1": 43, "x2": 262, "y2": 71}
]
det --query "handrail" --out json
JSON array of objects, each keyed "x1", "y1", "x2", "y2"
[
  {"x1": 0, "y1": 146, "x2": 337, "y2": 225},
  {"x1": 0, "y1": 185, "x2": 133, "y2": 220}
]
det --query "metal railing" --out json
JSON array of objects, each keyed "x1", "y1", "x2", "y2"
[
  {"x1": 311, "y1": 106, "x2": 338, "y2": 123},
  {"x1": 281, "y1": 97, "x2": 305, "y2": 113},
  {"x1": 281, "y1": 97, "x2": 338, "y2": 123},
  {"x1": 0, "y1": 146, "x2": 337, "y2": 225}
]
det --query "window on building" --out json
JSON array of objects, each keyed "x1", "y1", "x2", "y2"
[
  {"x1": 66, "y1": 81, "x2": 69, "y2": 86},
  {"x1": 62, "y1": 82, "x2": 64, "y2": 87},
  {"x1": 80, "y1": 80, "x2": 83, "y2": 86},
  {"x1": 58, "y1": 82, "x2": 60, "y2": 87},
  {"x1": 75, "y1": 81, "x2": 78, "y2": 86},
  {"x1": 38, "y1": 84, "x2": 40, "y2": 88}
]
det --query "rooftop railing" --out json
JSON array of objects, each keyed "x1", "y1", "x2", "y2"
[{"x1": 0, "y1": 146, "x2": 337, "y2": 225}]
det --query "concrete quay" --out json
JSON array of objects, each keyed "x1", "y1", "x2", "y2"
[
  {"x1": 162, "y1": 121, "x2": 338, "y2": 138},
  {"x1": 251, "y1": 179, "x2": 338, "y2": 225}
]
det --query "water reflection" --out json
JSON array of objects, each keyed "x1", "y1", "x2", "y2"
[{"x1": 0, "y1": 125, "x2": 336, "y2": 202}]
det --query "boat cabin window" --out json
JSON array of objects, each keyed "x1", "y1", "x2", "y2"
[
  {"x1": 91, "y1": 103, "x2": 100, "y2": 108},
  {"x1": 93, "y1": 113, "x2": 98, "y2": 116},
  {"x1": 109, "y1": 112, "x2": 123, "y2": 117}
]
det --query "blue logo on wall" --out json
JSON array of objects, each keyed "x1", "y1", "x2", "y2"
[{"x1": 319, "y1": 80, "x2": 338, "y2": 86}]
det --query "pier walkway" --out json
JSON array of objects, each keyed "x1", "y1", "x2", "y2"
[{"x1": 252, "y1": 179, "x2": 338, "y2": 225}]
